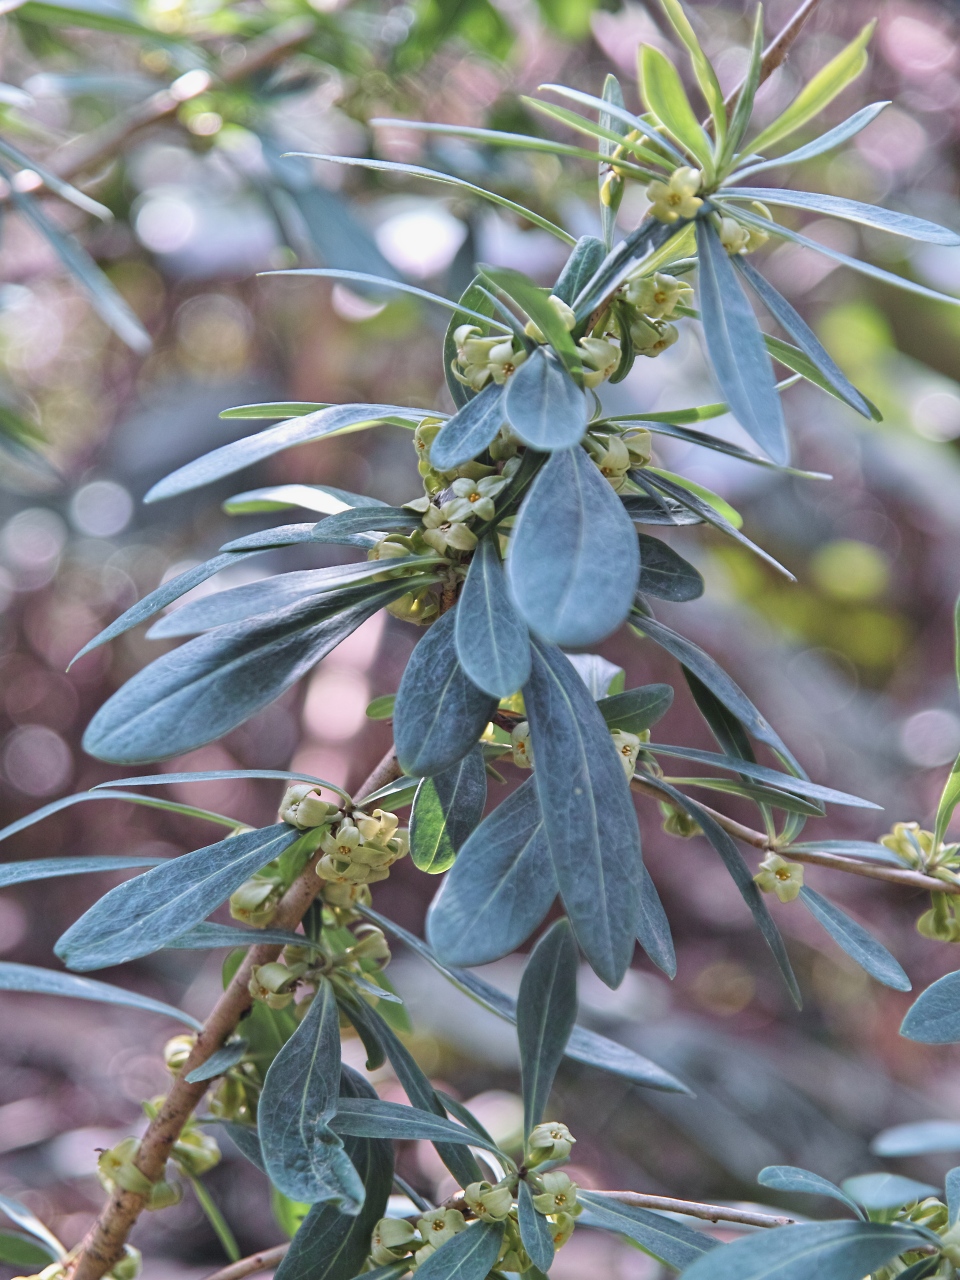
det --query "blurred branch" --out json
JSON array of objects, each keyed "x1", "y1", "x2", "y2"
[
  {"x1": 65, "y1": 744, "x2": 398, "y2": 1280},
  {"x1": 590, "y1": 1190, "x2": 795, "y2": 1228},
  {"x1": 201, "y1": 1245, "x2": 289, "y2": 1280},
  {"x1": 711, "y1": 0, "x2": 825, "y2": 132}
]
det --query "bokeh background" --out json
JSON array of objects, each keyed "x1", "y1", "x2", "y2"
[{"x1": 1, "y1": 0, "x2": 960, "y2": 1273}]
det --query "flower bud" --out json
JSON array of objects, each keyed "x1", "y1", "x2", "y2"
[
  {"x1": 147, "y1": 1179, "x2": 182, "y2": 1211},
  {"x1": 98, "y1": 1139, "x2": 153, "y2": 1197},
  {"x1": 351, "y1": 925, "x2": 391, "y2": 964},
  {"x1": 907, "y1": 1197, "x2": 949, "y2": 1230},
  {"x1": 579, "y1": 336, "x2": 620, "y2": 388},
  {"x1": 551, "y1": 1211, "x2": 577, "y2": 1248},
  {"x1": 464, "y1": 1180, "x2": 514, "y2": 1222},
  {"x1": 370, "y1": 1216, "x2": 418, "y2": 1265},
  {"x1": 880, "y1": 821, "x2": 933, "y2": 868},
  {"x1": 279, "y1": 784, "x2": 338, "y2": 830},
  {"x1": 528, "y1": 1121, "x2": 576, "y2": 1163},
  {"x1": 743, "y1": 201, "x2": 773, "y2": 253},
  {"x1": 172, "y1": 1127, "x2": 221, "y2": 1177},
  {"x1": 661, "y1": 804, "x2": 701, "y2": 837},
  {"x1": 416, "y1": 1209, "x2": 466, "y2": 1249},
  {"x1": 531, "y1": 1170, "x2": 579, "y2": 1216},
  {"x1": 322, "y1": 880, "x2": 373, "y2": 909},
  {"x1": 753, "y1": 853, "x2": 804, "y2": 903},
  {"x1": 248, "y1": 961, "x2": 300, "y2": 1009},
  {"x1": 109, "y1": 1246, "x2": 142, "y2": 1280},
  {"x1": 610, "y1": 729, "x2": 641, "y2": 779},
  {"x1": 623, "y1": 428, "x2": 652, "y2": 466},
  {"x1": 229, "y1": 875, "x2": 281, "y2": 928},
  {"x1": 511, "y1": 721, "x2": 534, "y2": 769},
  {"x1": 163, "y1": 1034, "x2": 195, "y2": 1074}
]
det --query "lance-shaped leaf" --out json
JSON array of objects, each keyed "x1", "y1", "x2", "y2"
[
  {"x1": 523, "y1": 640, "x2": 641, "y2": 987},
  {"x1": 555, "y1": 236, "x2": 607, "y2": 304},
  {"x1": 0, "y1": 962, "x2": 201, "y2": 1028},
  {"x1": 414, "y1": 1221, "x2": 504, "y2": 1280},
  {"x1": 695, "y1": 219, "x2": 787, "y2": 464},
  {"x1": 90, "y1": 769, "x2": 348, "y2": 799},
  {"x1": 645, "y1": 778, "x2": 801, "y2": 1006},
  {"x1": 55, "y1": 825, "x2": 300, "y2": 971},
  {"x1": 223, "y1": 481, "x2": 378, "y2": 515},
  {"x1": 949, "y1": 1169, "x2": 960, "y2": 1226},
  {"x1": 411, "y1": 747, "x2": 487, "y2": 874},
  {"x1": 455, "y1": 536, "x2": 531, "y2": 698},
  {"x1": 517, "y1": 1181, "x2": 554, "y2": 1272},
  {"x1": 503, "y1": 348, "x2": 588, "y2": 450},
  {"x1": 731, "y1": 255, "x2": 873, "y2": 419},
  {"x1": 902, "y1": 971, "x2": 960, "y2": 1043},
  {"x1": 430, "y1": 383, "x2": 506, "y2": 472},
  {"x1": 722, "y1": 3, "x2": 763, "y2": 161},
  {"x1": 426, "y1": 776, "x2": 557, "y2": 966},
  {"x1": 219, "y1": 402, "x2": 329, "y2": 420},
  {"x1": 394, "y1": 608, "x2": 497, "y2": 777},
  {"x1": 678, "y1": 1220, "x2": 929, "y2": 1280},
  {"x1": 644, "y1": 743, "x2": 876, "y2": 808},
  {"x1": 259, "y1": 980, "x2": 363, "y2": 1210},
  {"x1": 637, "y1": 864, "x2": 676, "y2": 978},
  {"x1": 659, "y1": 0, "x2": 726, "y2": 148},
  {"x1": 184, "y1": 1040, "x2": 249, "y2": 1084},
  {"x1": 637, "y1": 534, "x2": 704, "y2": 601},
  {"x1": 639, "y1": 44, "x2": 714, "y2": 174},
  {"x1": 312, "y1": 508, "x2": 420, "y2": 539},
  {"x1": 573, "y1": 217, "x2": 680, "y2": 321},
  {"x1": 0, "y1": 1194, "x2": 65, "y2": 1262},
  {"x1": 598, "y1": 684, "x2": 674, "y2": 734},
  {"x1": 621, "y1": 491, "x2": 703, "y2": 525},
  {"x1": 508, "y1": 446, "x2": 639, "y2": 647},
  {"x1": 577, "y1": 1192, "x2": 716, "y2": 1269},
  {"x1": 734, "y1": 102, "x2": 890, "y2": 179},
  {"x1": 724, "y1": 188, "x2": 960, "y2": 246},
  {"x1": 330, "y1": 1099, "x2": 504, "y2": 1155},
  {"x1": 223, "y1": 524, "x2": 367, "y2": 553},
  {"x1": 873, "y1": 1121, "x2": 960, "y2": 1156},
  {"x1": 0, "y1": 855, "x2": 165, "y2": 888},
  {"x1": 758, "y1": 1166, "x2": 864, "y2": 1219},
  {"x1": 842, "y1": 1174, "x2": 939, "y2": 1212},
  {"x1": 84, "y1": 581, "x2": 412, "y2": 765},
  {"x1": 518, "y1": 918, "x2": 578, "y2": 1135},
  {"x1": 798, "y1": 888, "x2": 910, "y2": 991},
  {"x1": 0, "y1": 787, "x2": 239, "y2": 845},
  {"x1": 146, "y1": 404, "x2": 430, "y2": 503},
  {"x1": 362, "y1": 905, "x2": 689, "y2": 1093}
]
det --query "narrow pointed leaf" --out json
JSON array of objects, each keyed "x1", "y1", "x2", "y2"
[
  {"x1": 637, "y1": 534, "x2": 704, "y2": 600},
  {"x1": 798, "y1": 888, "x2": 910, "y2": 991},
  {"x1": 553, "y1": 235, "x2": 607, "y2": 305},
  {"x1": 518, "y1": 918, "x2": 578, "y2": 1135},
  {"x1": 842, "y1": 1173, "x2": 938, "y2": 1212},
  {"x1": 394, "y1": 608, "x2": 496, "y2": 777},
  {"x1": 220, "y1": 402, "x2": 328, "y2": 419},
  {"x1": 644, "y1": 743, "x2": 875, "y2": 808},
  {"x1": 90, "y1": 769, "x2": 348, "y2": 799},
  {"x1": 146, "y1": 404, "x2": 431, "y2": 504},
  {"x1": 414, "y1": 1221, "x2": 504, "y2": 1280},
  {"x1": 0, "y1": 789, "x2": 242, "y2": 846},
  {"x1": 873, "y1": 1121, "x2": 960, "y2": 1156},
  {"x1": 455, "y1": 536, "x2": 531, "y2": 697},
  {"x1": 503, "y1": 348, "x2": 588, "y2": 450},
  {"x1": 758, "y1": 1166, "x2": 864, "y2": 1219},
  {"x1": 55, "y1": 825, "x2": 299, "y2": 971},
  {"x1": 678, "y1": 1220, "x2": 928, "y2": 1280},
  {"x1": 184, "y1": 1040, "x2": 249, "y2": 1084},
  {"x1": 902, "y1": 971, "x2": 960, "y2": 1043},
  {"x1": 0, "y1": 855, "x2": 164, "y2": 888},
  {"x1": 935, "y1": 748, "x2": 960, "y2": 847},
  {"x1": 330, "y1": 1099, "x2": 503, "y2": 1155},
  {"x1": 599, "y1": 76, "x2": 629, "y2": 248},
  {"x1": 734, "y1": 102, "x2": 890, "y2": 178},
  {"x1": 659, "y1": 0, "x2": 726, "y2": 147},
  {"x1": 523, "y1": 640, "x2": 641, "y2": 986},
  {"x1": 482, "y1": 265, "x2": 582, "y2": 379},
  {"x1": 312, "y1": 508, "x2": 419, "y2": 540},
  {"x1": 639, "y1": 45, "x2": 714, "y2": 172},
  {"x1": 573, "y1": 217, "x2": 680, "y2": 321},
  {"x1": 427, "y1": 776, "x2": 557, "y2": 966},
  {"x1": 598, "y1": 684, "x2": 674, "y2": 734},
  {"x1": 724, "y1": 187, "x2": 960, "y2": 246},
  {"x1": 508, "y1": 446, "x2": 639, "y2": 646},
  {"x1": 84, "y1": 581, "x2": 411, "y2": 764},
  {"x1": 724, "y1": 5, "x2": 763, "y2": 160},
  {"x1": 223, "y1": 482, "x2": 378, "y2": 516},
  {"x1": 948, "y1": 1169, "x2": 960, "y2": 1225},
  {"x1": 0, "y1": 1194, "x2": 65, "y2": 1261},
  {"x1": 410, "y1": 747, "x2": 487, "y2": 874},
  {"x1": 577, "y1": 1192, "x2": 715, "y2": 1268},
  {"x1": 696, "y1": 219, "x2": 787, "y2": 463},
  {"x1": 430, "y1": 383, "x2": 506, "y2": 472},
  {"x1": 637, "y1": 864, "x2": 676, "y2": 977},
  {"x1": 0, "y1": 962, "x2": 201, "y2": 1028},
  {"x1": 534, "y1": 85, "x2": 685, "y2": 160},
  {"x1": 518, "y1": 1181, "x2": 554, "y2": 1271}
]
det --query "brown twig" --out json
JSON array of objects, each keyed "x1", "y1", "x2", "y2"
[
  {"x1": 200, "y1": 1244, "x2": 289, "y2": 1280},
  {"x1": 724, "y1": 0, "x2": 824, "y2": 115},
  {"x1": 65, "y1": 746, "x2": 398, "y2": 1280},
  {"x1": 590, "y1": 1189, "x2": 795, "y2": 1229}
]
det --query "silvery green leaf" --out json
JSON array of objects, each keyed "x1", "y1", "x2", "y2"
[
  {"x1": 758, "y1": 1166, "x2": 864, "y2": 1219},
  {"x1": 145, "y1": 405, "x2": 431, "y2": 503},
  {"x1": 55, "y1": 825, "x2": 299, "y2": 971},
  {"x1": 503, "y1": 349, "x2": 588, "y2": 450},
  {"x1": 184, "y1": 1040, "x2": 249, "y2": 1084},
  {"x1": 260, "y1": 980, "x2": 363, "y2": 1209},
  {"x1": 213, "y1": 1121, "x2": 265, "y2": 1172},
  {"x1": 620, "y1": 490, "x2": 703, "y2": 525},
  {"x1": 91, "y1": 769, "x2": 348, "y2": 799},
  {"x1": 577, "y1": 1192, "x2": 715, "y2": 1269},
  {"x1": 798, "y1": 888, "x2": 910, "y2": 991},
  {"x1": 565, "y1": 653, "x2": 623, "y2": 698},
  {"x1": 430, "y1": 383, "x2": 506, "y2": 472},
  {"x1": 222, "y1": 524, "x2": 360, "y2": 553},
  {"x1": 508, "y1": 446, "x2": 639, "y2": 647},
  {"x1": 84, "y1": 581, "x2": 412, "y2": 764},
  {"x1": 597, "y1": 684, "x2": 674, "y2": 734},
  {"x1": 220, "y1": 403, "x2": 329, "y2": 420},
  {"x1": 394, "y1": 608, "x2": 496, "y2": 777},
  {"x1": 722, "y1": 187, "x2": 960, "y2": 245},
  {"x1": 166, "y1": 922, "x2": 308, "y2": 950},
  {"x1": 411, "y1": 747, "x2": 487, "y2": 874},
  {"x1": 872, "y1": 1121, "x2": 960, "y2": 1156},
  {"x1": 732, "y1": 256, "x2": 872, "y2": 418},
  {"x1": 223, "y1": 482, "x2": 379, "y2": 515},
  {"x1": 573, "y1": 218, "x2": 682, "y2": 322},
  {"x1": 902, "y1": 971, "x2": 960, "y2": 1043},
  {"x1": 0, "y1": 1193, "x2": 65, "y2": 1261},
  {"x1": 414, "y1": 1221, "x2": 504, "y2": 1280},
  {"x1": 362, "y1": 905, "x2": 689, "y2": 1093},
  {"x1": 841, "y1": 1174, "x2": 939, "y2": 1212},
  {"x1": 358, "y1": 775, "x2": 420, "y2": 809},
  {"x1": 637, "y1": 864, "x2": 676, "y2": 978},
  {"x1": 723, "y1": 5, "x2": 763, "y2": 160},
  {"x1": 637, "y1": 534, "x2": 704, "y2": 601},
  {"x1": 535, "y1": 84, "x2": 684, "y2": 162},
  {"x1": 455, "y1": 536, "x2": 531, "y2": 698},
  {"x1": 426, "y1": 776, "x2": 556, "y2": 966},
  {"x1": 644, "y1": 743, "x2": 875, "y2": 808},
  {"x1": 518, "y1": 918, "x2": 578, "y2": 1134},
  {"x1": 896, "y1": 1260, "x2": 942, "y2": 1280},
  {"x1": 631, "y1": 417, "x2": 832, "y2": 476},
  {"x1": 948, "y1": 1168, "x2": 960, "y2": 1225},
  {"x1": 330, "y1": 1099, "x2": 503, "y2": 1155},
  {"x1": 677, "y1": 1221, "x2": 930, "y2": 1280},
  {"x1": 733, "y1": 102, "x2": 890, "y2": 178},
  {"x1": 0, "y1": 854, "x2": 164, "y2": 888},
  {"x1": 695, "y1": 219, "x2": 788, "y2": 465},
  {"x1": 482, "y1": 264, "x2": 582, "y2": 379},
  {"x1": 553, "y1": 235, "x2": 607, "y2": 303},
  {"x1": 523, "y1": 640, "x2": 641, "y2": 987},
  {"x1": 312, "y1": 508, "x2": 419, "y2": 539},
  {"x1": 517, "y1": 1181, "x2": 554, "y2": 1271},
  {"x1": 0, "y1": 962, "x2": 201, "y2": 1028}
]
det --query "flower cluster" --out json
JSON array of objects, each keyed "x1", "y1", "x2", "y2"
[
  {"x1": 315, "y1": 808, "x2": 408, "y2": 889},
  {"x1": 583, "y1": 427, "x2": 651, "y2": 491},
  {"x1": 511, "y1": 721, "x2": 641, "y2": 780}
]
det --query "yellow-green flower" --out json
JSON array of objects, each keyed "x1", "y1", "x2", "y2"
[
  {"x1": 528, "y1": 1121, "x2": 576, "y2": 1162},
  {"x1": 370, "y1": 1217, "x2": 418, "y2": 1266},
  {"x1": 624, "y1": 271, "x2": 692, "y2": 319},
  {"x1": 630, "y1": 317, "x2": 679, "y2": 358},
  {"x1": 443, "y1": 474, "x2": 508, "y2": 523},
  {"x1": 646, "y1": 167, "x2": 703, "y2": 223},
  {"x1": 610, "y1": 729, "x2": 641, "y2": 779},
  {"x1": 578, "y1": 336, "x2": 621, "y2": 388},
  {"x1": 512, "y1": 720, "x2": 534, "y2": 769},
  {"x1": 416, "y1": 1209, "x2": 466, "y2": 1249},
  {"x1": 524, "y1": 294, "x2": 576, "y2": 343},
  {"x1": 753, "y1": 852, "x2": 804, "y2": 903},
  {"x1": 532, "y1": 1170, "x2": 579, "y2": 1216}
]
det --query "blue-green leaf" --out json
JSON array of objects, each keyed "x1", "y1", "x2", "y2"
[
  {"x1": 758, "y1": 1166, "x2": 864, "y2": 1219},
  {"x1": 394, "y1": 608, "x2": 496, "y2": 777},
  {"x1": 733, "y1": 102, "x2": 890, "y2": 178},
  {"x1": 798, "y1": 888, "x2": 910, "y2": 991},
  {"x1": 455, "y1": 536, "x2": 531, "y2": 698},
  {"x1": 572, "y1": 218, "x2": 682, "y2": 322},
  {"x1": 55, "y1": 825, "x2": 299, "y2": 971},
  {"x1": 597, "y1": 684, "x2": 674, "y2": 734},
  {"x1": 146, "y1": 404, "x2": 431, "y2": 504},
  {"x1": 426, "y1": 776, "x2": 556, "y2": 966},
  {"x1": 508, "y1": 446, "x2": 639, "y2": 646},
  {"x1": 223, "y1": 482, "x2": 378, "y2": 515},
  {"x1": 637, "y1": 864, "x2": 676, "y2": 978},
  {"x1": 260, "y1": 980, "x2": 363, "y2": 1210},
  {"x1": 842, "y1": 1174, "x2": 939, "y2": 1212},
  {"x1": 0, "y1": 1194, "x2": 65, "y2": 1262},
  {"x1": 330, "y1": 1099, "x2": 503, "y2": 1155},
  {"x1": 223, "y1": 524, "x2": 366, "y2": 553},
  {"x1": 91, "y1": 770, "x2": 348, "y2": 800},
  {"x1": 902, "y1": 970, "x2": 960, "y2": 1043},
  {"x1": 517, "y1": 1181, "x2": 554, "y2": 1272},
  {"x1": 872, "y1": 1121, "x2": 960, "y2": 1156},
  {"x1": 645, "y1": 743, "x2": 875, "y2": 808},
  {"x1": 219, "y1": 403, "x2": 329, "y2": 420},
  {"x1": 0, "y1": 962, "x2": 201, "y2": 1029},
  {"x1": 695, "y1": 219, "x2": 787, "y2": 465},
  {"x1": 637, "y1": 534, "x2": 704, "y2": 601},
  {"x1": 577, "y1": 1192, "x2": 715, "y2": 1268},
  {"x1": 430, "y1": 383, "x2": 506, "y2": 472},
  {"x1": 312, "y1": 508, "x2": 419, "y2": 539},
  {"x1": 723, "y1": 5, "x2": 763, "y2": 162},
  {"x1": 410, "y1": 747, "x2": 487, "y2": 874},
  {"x1": 722, "y1": 187, "x2": 960, "y2": 245},
  {"x1": 554, "y1": 235, "x2": 607, "y2": 304},
  {"x1": 518, "y1": 918, "x2": 578, "y2": 1135},
  {"x1": 84, "y1": 581, "x2": 412, "y2": 764},
  {"x1": 678, "y1": 1222, "x2": 930, "y2": 1280},
  {"x1": 947, "y1": 1169, "x2": 960, "y2": 1226},
  {"x1": 184, "y1": 1040, "x2": 249, "y2": 1084},
  {"x1": 503, "y1": 349, "x2": 588, "y2": 450},
  {"x1": 482, "y1": 265, "x2": 583, "y2": 380},
  {"x1": 414, "y1": 1221, "x2": 504, "y2": 1280},
  {"x1": 0, "y1": 854, "x2": 164, "y2": 888},
  {"x1": 523, "y1": 640, "x2": 641, "y2": 987}
]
